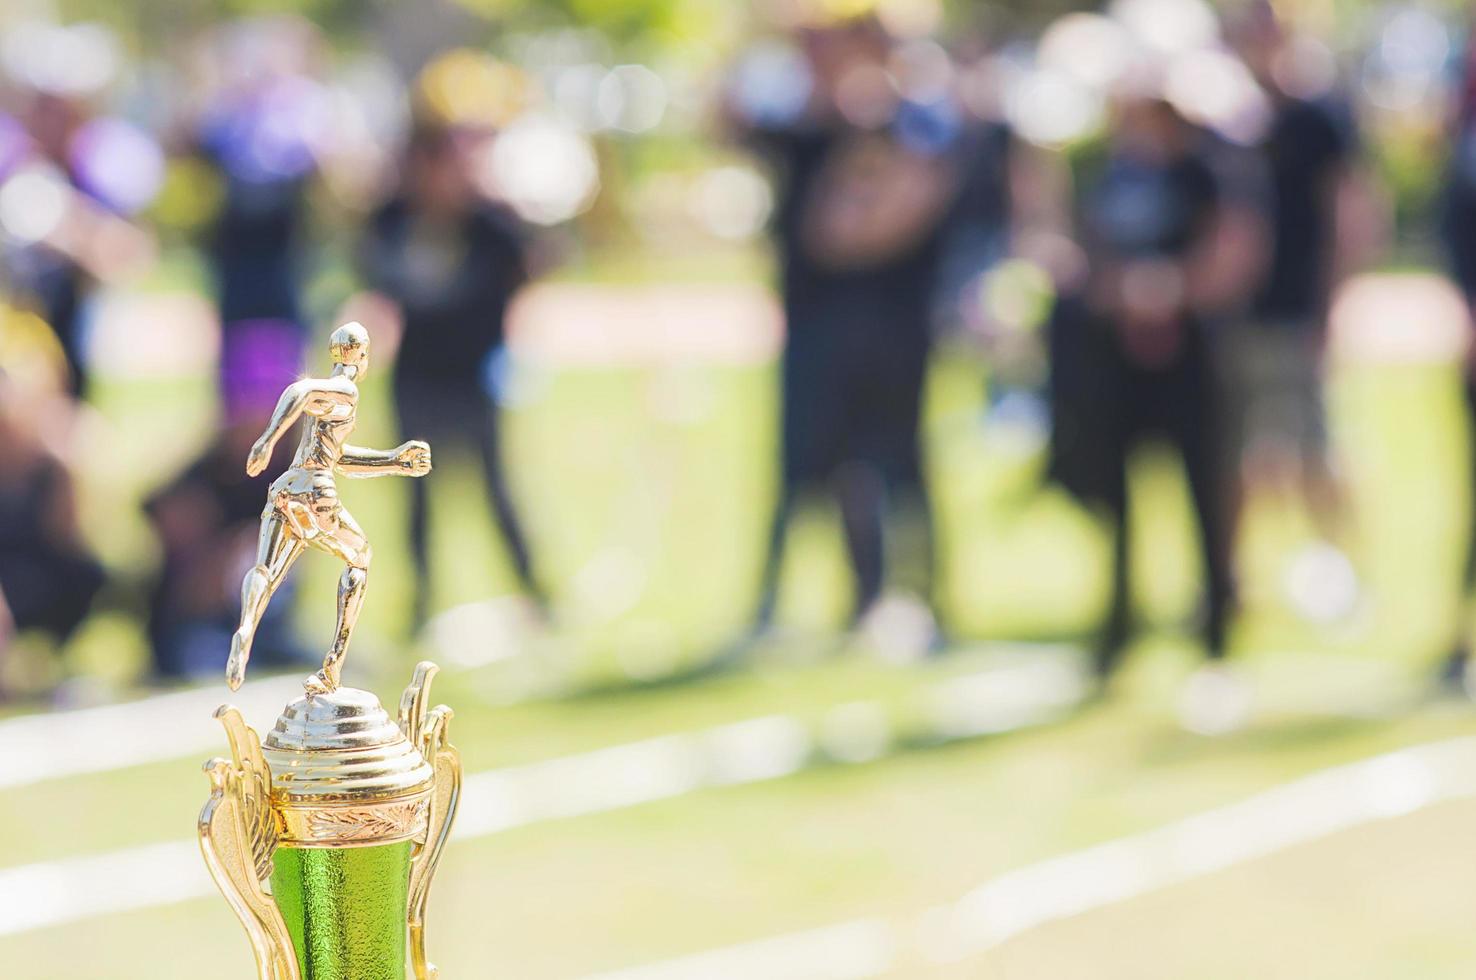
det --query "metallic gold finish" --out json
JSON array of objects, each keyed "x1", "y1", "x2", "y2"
[
  {"x1": 199, "y1": 706, "x2": 301, "y2": 980},
  {"x1": 401, "y1": 663, "x2": 462, "y2": 980},
  {"x1": 276, "y1": 796, "x2": 430, "y2": 848},
  {"x1": 261, "y1": 684, "x2": 437, "y2": 849},
  {"x1": 226, "y1": 322, "x2": 433, "y2": 696},
  {"x1": 264, "y1": 684, "x2": 434, "y2": 789}
]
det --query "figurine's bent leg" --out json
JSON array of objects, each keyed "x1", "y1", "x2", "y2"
[
  {"x1": 305, "y1": 508, "x2": 371, "y2": 694},
  {"x1": 228, "y1": 512, "x2": 305, "y2": 690}
]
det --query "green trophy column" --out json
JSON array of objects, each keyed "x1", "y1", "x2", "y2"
[{"x1": 272, "y1": 842, "x2": 413, "y2": 980}]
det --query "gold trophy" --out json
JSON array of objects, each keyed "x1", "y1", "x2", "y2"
[{"x1": 198, "y1": 324, "x2": 462, "y2": 979}]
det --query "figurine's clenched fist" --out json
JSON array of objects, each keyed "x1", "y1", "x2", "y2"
[{"x1": 396, "y1": 440, "x2": 433, "y2": 477}]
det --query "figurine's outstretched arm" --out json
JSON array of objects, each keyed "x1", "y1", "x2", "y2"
[
  {"x1": 246, "y1": 380, "x2": 354, "y2": 476},
  {"x1": 337, "y1": 441, "x2": 433, "y2": 478}
]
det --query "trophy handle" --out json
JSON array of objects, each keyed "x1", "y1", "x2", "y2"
[
  {"x1": 402, "y1": 664, "x2": 463, "y2": 980},
  {"x1": 198, "y1": 706, "x2": 300, "y2": 980}
]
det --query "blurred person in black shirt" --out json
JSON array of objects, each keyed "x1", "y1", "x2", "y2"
[
  {"x1": 1226, "y1": 2, "x2": 1383, "y2": 623},
  {"x1": 1048, "y1": 83, "x2": 1264, "y2": 729},
  {"x1": 358, "y1": 122, "x2": 545, "y2": 627},
  {"x1": 729, "y1": 19, "x2": 966, "y2": 653},
  {"x1": 0, "y1": 374, "x2": 105, "y2": 685}
]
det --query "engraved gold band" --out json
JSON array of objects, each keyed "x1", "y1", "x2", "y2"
[{"x1": 274, "y1": 793, "x2": 432, "y2": 848}]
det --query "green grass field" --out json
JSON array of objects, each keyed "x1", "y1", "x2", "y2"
[{"x1": 4, "y1": 283, "x2": 1476, "y2": 977}]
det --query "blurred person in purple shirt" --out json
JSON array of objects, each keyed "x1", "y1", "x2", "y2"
[{"x1": 190, "y1": 19, "x2": 326, "y2": 420}]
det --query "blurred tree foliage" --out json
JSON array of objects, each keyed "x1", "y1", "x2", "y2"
[
  {"x1": 45, "y1": 0, "x2": 1475, "y2": 60},
  {"x1": 53, "y1": 0, "x2": 1087, "y2": 56}
]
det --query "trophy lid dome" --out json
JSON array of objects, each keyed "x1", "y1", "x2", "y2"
[{"x1": 262, "y1": 686, "x2": 434, "y2": 805}]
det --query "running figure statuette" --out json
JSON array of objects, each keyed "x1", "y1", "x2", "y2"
[{"x1": 226, "y1": 322, "x2": 432, "y2": 695}]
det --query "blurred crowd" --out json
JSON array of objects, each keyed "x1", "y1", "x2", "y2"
[{"x1": 1, "y1": 0, "x2": 1475, "y2": 732}]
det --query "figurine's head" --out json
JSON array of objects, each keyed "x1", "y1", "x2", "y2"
[{"x1": 328, "y1": 322, "x2": 370, "y2": 379}]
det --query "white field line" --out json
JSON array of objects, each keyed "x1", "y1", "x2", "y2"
[
  {"x1": 580, "y1": 736, "x2": 1476, "y2": 980},
  {"x1": 0, "y1": 675, "x2": 308, "y2": 790},
  {"x1": 0, "y1": 660, "x2": 1082, "y2": 938},
  {"x1": 586, "y1": 920, "x2": 899, "y2": 980},
  {"x1": 0, "y1": 637, "x2": 1080, "y2": 791},
  {"x1": 0, "y1": 596, "x2": 524, "y2": 791}
]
